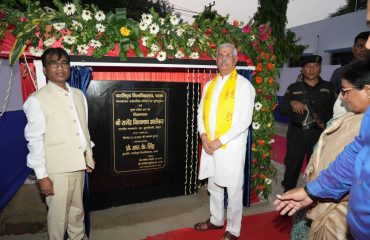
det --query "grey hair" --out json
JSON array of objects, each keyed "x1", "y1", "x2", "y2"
[{"x1": 216, "y1": 43, "x2": 238, "y2": 56}]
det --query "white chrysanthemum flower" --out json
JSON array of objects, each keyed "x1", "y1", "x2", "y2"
[
  {"x1": 82, "y1": 10, "x2": 92, "y2": 21},
  {"x1": 95, "y1": 23, "x2": 106, "y2": 33},
  {"x1": 149, "y1": 23, "x2": 159, "y2": 35},
  {"x1": 52, "y1": 22, "x2": 65, "y2": 31},
  {"x1": 176, "y1": 28, "x2": 184, "y2": 37},
  {"x1": 63, "y1": 3, "x2": 76, "y2": 16},
  {"x1": 147, "y1": 51, "x2": 155, "y2": 58},
  {"x1": 252, "y1": 122, "x2": 261, "y2": 130},
  {"x1": 141, "y1": 36, "x2": 149, "y2": 47},
  {"x1": 29, "y1": 47, "x2": 43, "y2": 57},
  {"x1": 170, "y1": 15, "x2": 179, "y2": 25},
  {"x1": 190, "y1": 52, "x2": 199, "y2": 59},
  {"x1": 43, "y1": 38, "x2": 55, "y2": 47},
  {"x1": 94, "y1": 10, "x2": 105, "y2": 21},
  {"x1": 90, "y1": 39, "x2": 102, "y2": 48},
  {"x1": 187, "y1": 38, "x2": 195, "y2": 47},
  {"x1": 254, "y1": 102, "x2": 262, "y2": 111},
  {"x1": 175, "y1": 50, "x2": 184, "y2": 59},
  {"x1": 72, "y1": 20, "x2": 83, "y2": 29},
  {"x1": 157, "y1": 51, "x2": 166, "y2": 61},
  {"x1": 141, "y1": 13, "x2": 153, "y2": 25},
  {"x1": 167, "y1": 44, "x2": 174, "y2": 50},
  {"x1": 139, "y1": 21, "x2": 148, "y2": 31},
  {"x1": 150, "y1": 43, "x2": 160, "y2": 53},
  {"x1": 77, "y1": 44, "x2": 89, "y2": 55},
  {"x1": 63, "y1": 35, "x2": 76, "y2": 45},
  {"x1": 268, "y1": 139, "x2": 275, "y2": 144},
  {"x1": 265, "y1": 178, "x2": 272, "y2": 185},
  {"x1": 159, "y1": 18, "x2": 165, "y2": 25}
]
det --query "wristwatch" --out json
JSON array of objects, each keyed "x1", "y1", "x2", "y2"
[{"x1": 304, "y1": 185, "x2": 320, "y2": 202}]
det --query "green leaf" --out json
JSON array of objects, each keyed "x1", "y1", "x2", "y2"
[{"x1": 9, "y1": 37, "x2": 28, "y2": 66}]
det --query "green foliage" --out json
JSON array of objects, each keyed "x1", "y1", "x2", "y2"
[{"x1": 253, "y1": 0, "x2": 306, "y2": 67}]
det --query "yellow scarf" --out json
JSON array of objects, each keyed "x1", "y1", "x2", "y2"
[{"x1": 203, "y1": 69, "x2": 237, "y2": 148}]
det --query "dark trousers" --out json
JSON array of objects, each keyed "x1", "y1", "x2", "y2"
[{"x1": 282, "y1": 126, "x2": 322, "y2": 192}]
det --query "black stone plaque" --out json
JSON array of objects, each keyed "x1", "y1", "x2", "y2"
[
  {"x1": 87, "y1": 80, "x2": 199, "y2": 210},
  {"x1": 112, "y1": 90, "x2": 167, "y2": 173}
]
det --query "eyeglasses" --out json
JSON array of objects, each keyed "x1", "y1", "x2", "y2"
[
  {"x1": 341, "y1": 87, "x2": 356, "y2": 96},
  {"x1": 47, "y1": 61, "x2": 70, "y2": 69}
]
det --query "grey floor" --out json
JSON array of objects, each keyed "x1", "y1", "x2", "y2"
[{"x1": 0, "y1": 122, "x2": 303, "y2": 240}]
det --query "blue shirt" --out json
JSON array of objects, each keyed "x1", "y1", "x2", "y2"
[{"x1": 308, "y1": 106, "x2": 370, "y2": 240}]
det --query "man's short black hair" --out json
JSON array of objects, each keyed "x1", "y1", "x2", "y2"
[
  {"x1": 41, "y1": 48, "x2": 70, "y2": 67},
  {"x1": 354, "y1": 31, "x2": 370, "y2": 45}
]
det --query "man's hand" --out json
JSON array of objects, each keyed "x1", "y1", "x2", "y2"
[
  {"x1": 209, "y1": 139, "x2": 223, "y2": 151},
  {"x1": 290, "y1": 100, "x2": 306, "y2": 114},
  {"x1": 273, "y1": 187, "x2": 314, "y2": 216},
  {"x1": 86, "y1": 158, "x2": 95, "y2": 173},
  {"x1": 200, "y1": 134, "x2": 214, "y2": 155},
  {"x1": 38, "y1": 177, "x2": 54, "y2": 196}
]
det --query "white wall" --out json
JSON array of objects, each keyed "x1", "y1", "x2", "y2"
[{"x1": 290, "y1": 9, "x2": 367, "y2": 65}]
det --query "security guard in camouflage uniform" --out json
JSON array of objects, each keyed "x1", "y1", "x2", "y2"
[{"x1": 278, "y1": 55, "x2": 336, "y2": 192}]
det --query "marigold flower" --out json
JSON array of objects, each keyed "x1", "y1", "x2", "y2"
[
  {"x1": 255, "y1": 76, "x2": 263, "y2": 85},
  {"x1": 266, "y1": 62, "x2": 274, "y2": 70},
  {"x1": 256, "y1": 63, "x2": 263, "y2": 71}
]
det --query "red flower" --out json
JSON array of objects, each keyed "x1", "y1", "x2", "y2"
[
  {"x1": 268, "y1": 77, "x2": 274, "y2": 84},
  {"x1": 252, "y1": 41, "x2": 258, "y2": 48},
  {"x1": 262, "y1": 107, "x2": 269, "y2": 112},
  {"x1": 221, "y1": 28, "x2": 229, "y2": 34},
  {"x1": 233, "y1": 20, "x2": 239, "y2": 27},
  {"x1": 264, "y1": 95, "x2": 272, "y2": 100},
  {"x1": 257, "y1": 185, "x2": 265, "y2": 191},
  {"x1": 256, "y1": 88, "x2": 263, "y2": 94},
  {"x1": 266, "y1": 62, "x2": 274, "y2": 70},
  {"x1": 260, "y1": 33, "x2": 268, "y2": 42},
  {"x1": 209, "y1": 42, "x2": 217, "y2": 49},
  {"x1": 252, "y1": 159, "x2": 258, "y2": 164},
  {"x1": 257, "y1": 139, "x2": 265, "y2": 146},
  {"x1": 259, "y1": 24, "x2": 265, "y2": 34},
  {"x1": 255, "y1": 76, "x2": 263, "y2": 85},
  {"x1": 262, "y1": 153, "x2": 269, "y2": 158},
  {"x1": 256, "y1": 63, "x2": 263, "y2": 71},
  {"x1": 192, "y1": 23, "x2": 199, "y2": 30},
  {"x1": 205, "y1": 28, "x2": 212, "y2": 35},
  {"x1": 242, "y1": 25, "x2": 251, "y2": 33},
  {"x1": 259, "y1": 174, "x2": 267, "y2": 180}
]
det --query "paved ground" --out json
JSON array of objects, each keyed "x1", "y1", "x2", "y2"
[{"x1": 0, "y1": 122, "x2": 299, "y2": 240}]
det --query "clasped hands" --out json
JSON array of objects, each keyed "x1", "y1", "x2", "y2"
[{"x1": 200, "y1": 133, "x2": 223, "y2": 155}]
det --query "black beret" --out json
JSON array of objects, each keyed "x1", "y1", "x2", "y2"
[{"x1": 300, "y1": 55, "x2": 322, "y2": 67}]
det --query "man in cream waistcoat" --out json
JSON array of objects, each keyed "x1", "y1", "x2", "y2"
[
  {"x1": 23, "y1": 48, "x2": 94, "y2": 240},
  {"x1": 194, "y1": 43, "x2": 255, "y2": 240}
]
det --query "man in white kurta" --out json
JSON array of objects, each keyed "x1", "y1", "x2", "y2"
[{"x1": 195, "y1": 43, "x2": 255, "y2": 240}]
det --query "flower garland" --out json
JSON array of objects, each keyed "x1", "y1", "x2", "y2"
[{"x1": 0, "y1": 0, "x2": 279, "y2": 200}]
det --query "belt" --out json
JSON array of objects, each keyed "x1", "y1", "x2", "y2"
[{"x1": 291, "y1": 122, "x2": 320, "y2": 130}]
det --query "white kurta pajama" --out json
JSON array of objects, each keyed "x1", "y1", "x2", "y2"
[{"x1": 197, "y1": 72, "x2": 255, "y2": 236}]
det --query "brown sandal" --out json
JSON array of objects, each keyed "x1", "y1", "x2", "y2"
[
  {"x1": 221, "y1": 231, "x2": 238, "y2": 240},
  {"x1": 194, "y1": 218, "x2": 223, "y2": 231}
]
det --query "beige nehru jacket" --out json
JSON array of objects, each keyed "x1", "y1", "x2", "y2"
[{"x1": 33, "y1": 83, "x2": 93, "y2": 174}]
